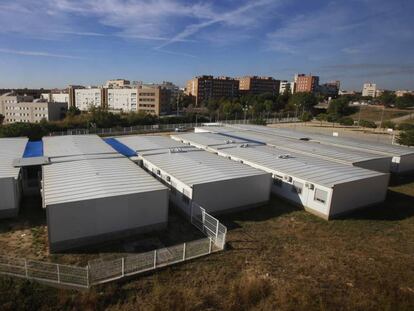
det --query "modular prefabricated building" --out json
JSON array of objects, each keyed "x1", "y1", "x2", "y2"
[
  {"x1": 42, "y1": 135, "x2": 169, "y2": 252},
  {"x1": 201, "y1": 128, "x2": 392, "y2": 173},
  {"x1": 225, "y1": 124, "x2": 414, "y2": 174},
  {"x1": 114, "y1": 135, "x2": 272, "y2": 216},
  {"x1": 172, "y1": 132, "x2": 390, "y2": 220},
  {"x1": 0, "y1": 138, "x2": 27, "y2": 218}
]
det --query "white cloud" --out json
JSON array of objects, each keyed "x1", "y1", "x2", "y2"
[{"x1": 0, "y1": 48, "x2": 84, "y2": 59}]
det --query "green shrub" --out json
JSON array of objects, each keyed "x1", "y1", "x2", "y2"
[
  {"x1": 359, "y1": 119, "x2": 377, "y2": 128},
  {"x1": 339, "y1": 117, "x2": 354, "y2": 126},
  {"x1": 397, "y1": 129, "x2": 414, "y2": 146},
  {"x1": 398, "y1": 123, "x2": 414, "y2": 131}
]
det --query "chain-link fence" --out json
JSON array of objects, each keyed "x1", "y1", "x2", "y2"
[
  {"x1": 0, "y1": 204, "x2": 227, "y2": 289},
  {"x1": 0, "y1": 255, "x2": 89, "y2": 288},
  {"x1": 47, "y1": 117, "x2": 299, "y2": 137}
]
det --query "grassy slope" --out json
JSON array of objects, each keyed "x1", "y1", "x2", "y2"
[
  {"x1": 1, "y1": 178, "x2": 414, "y2": 311},
  {"x1": 349, "y1": 106, "x2": 410, "y2": 123}
]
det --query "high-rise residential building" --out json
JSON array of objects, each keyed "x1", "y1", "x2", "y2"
[
  {"x1": 362, "y1": 83, "x2": 377, "y2": 97},
  {"x1": 107, "y1": 88, "x2": 137, "y2": 112},
  {"x1": 237, "y1": 76, "x2": 280, "y2": 95},
  {"x1": 294, "y1": 74, "x2": 320, "y2": 93},
  {"x1": 1, "y1": 99, "x2": 67, "y2": 124},
  {"x1": 74, "y1": 87, "x2": 107, "y2": 111},
  {"x1": 105, "y1": 79, "x2": 131, "y2": 88},
  {"x1": 137, "y1": 85, "x2": 171, "y2": 115},
  {"x1": 186, "y1": 76, "x2": 239, "y2": 106},
  {"x1": 279, "y1": 81, "x2": 296, "y2": 94}
]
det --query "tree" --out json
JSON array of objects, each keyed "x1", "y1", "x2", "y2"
[
  {"x1": 67, "y1": 106, "x2": 81, "y2": 117},
  {"x1": 327, "y1": 97, "x2": 353, "y2": 117},
  {"x1": 378, "y1": 91, "x2": 396, "y2": 107},
  {"x1": 395, "y1": 94, "x2": 414, "y2": 109},
  {"x1": 397, "y1": 129, "x2": 414, "y2": 146},
  {"x1": 0, "y1": 114, "x2": 4, "y2": 125},
  {"x1": 300, "y1": 112, "x2": 313, "y2": 122},
  {"x1": 288, "y1": 92, "x2": 317, "y2": 111},
  {"x1": 315, "y1": 113, "x2": 327, "y2": 124}
]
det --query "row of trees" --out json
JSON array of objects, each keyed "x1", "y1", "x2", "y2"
[
  {"x1": 376, "y1": 92, "x2": 414, "y2": 108},
  {"x1": 203, "y1": 91, "x2": 320, "y2": 120}
]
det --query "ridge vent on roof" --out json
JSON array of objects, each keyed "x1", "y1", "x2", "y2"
[{"x1": 169, "y1": 147, "x2": 187, "y2": 154}]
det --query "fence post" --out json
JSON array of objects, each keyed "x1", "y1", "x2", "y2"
[
  {"x1": 153, "y1": 250, "x2": 157, "y2": 269},
  {"x1": 57, "y1": 264, "x2": 60, "y2": 283},
  {"x1": 209, "y1": 238, "x2": 212, "y2": 254},
  {"x1": 24, "y1": 259, "x2": 28, "y2": 278},
  {"x1": 121, "y1": 258, "x2": 125, "y2": 277},
  {"x1": 182, "y1": 243, "x2": 186, "y2": 261},
  {"x1": 86, "y1": 266, "x2": 90, "y2": 288}
]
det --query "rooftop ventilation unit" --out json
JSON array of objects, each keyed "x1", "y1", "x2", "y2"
[
  {"x1": 239, "y1": 143, "x2": 249, "y2": 148},
  {"x1": 225, "y1": 140, "x2": 235, "y2": 144},
  {"x1": 169, "y1": 147, "x2": 186, "y2": 154},
  {"x1": 278, "y1": 154, "x2": 293, "y2": 159}
]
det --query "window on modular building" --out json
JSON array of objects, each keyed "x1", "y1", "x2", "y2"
[
  {"x1": 291, "y1": 181, "x2": 303, "y2": 194},
  {"x1": 314, "y1": 188, "x2": 328, "y2": 204}
]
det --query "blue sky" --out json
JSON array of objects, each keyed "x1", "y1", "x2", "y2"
[{"x1": 0, "y1": 0, "x2": 413, "y2": 90}]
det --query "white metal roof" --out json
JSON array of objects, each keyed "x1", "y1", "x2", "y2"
[
  {"x1": 0, "y1": 138, "x2": 28, "y2": 179},
  {"x1": 42, "y1": 134, "x2": 166, "y2": 206},
  {"x1": 43, "y1": 156, "x2": 166, "y2": 206},
  {"x1": 116, "y1": 135, "x2": 269, "y2": 187},
  {"x1": 173, "y1": 132, "x2": 387, "y2": 188},
  {"x1": 115, "y1": 135, "x2": 187, "y2": 155},
  {"x1": 43, "y1": 135, "x2": 118, "y2": 160},
  {"x1": 208, "y1": 130, "x2": 392, "y2": 165},
  {"x1": 227, "y1": 124, "x2": 414, "y2": 157}
]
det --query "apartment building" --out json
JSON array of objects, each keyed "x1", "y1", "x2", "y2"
[
  {"x1": 107, "y1": 88, "x2": 137, "y2": 111},
  {"x1": 294, "y1": 74, "x2": 320, "y2": 93},
  {"x1": 41, "y1": 92, "x2": 70, "y2": 104},
  {"x1": 396, "y1": 90, "x2": 414, "y2": 97},
  {"x1": 105, "y1": 79, "x2": 130, "y2": 88},
  {"x1": 279, "y1": 81, "x2": 296, "y2": 94},
  {"x1": 0, "y1": 93, "x2": 34, "y2": 106},
  {"x1": 74, "y1": 88, "x2": 107, "y2": 111},
  {"x1": 1, "y1": 100, "x2": 67, "y2": 124},
  {"x1": 237, "y1": 76, "x2": 280, "y2": 95},
  {"x1": 137, "y1": 85, "x2": 170, "y2": 115},
  {"x1": 362, "y1": 83, "x2": 377, "y2": 98},
  {"x1": 186, "y1": 75, "x2": 239, "y2": 105}
]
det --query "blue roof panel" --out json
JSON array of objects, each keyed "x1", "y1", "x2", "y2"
[
  {"x1": 23, "y1": 141, "x2": 44, "y2": 158},
  {"x1": 104, "y1": 138, "x2": 137, "y2": 157}
]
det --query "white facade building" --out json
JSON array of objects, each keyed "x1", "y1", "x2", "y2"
[
  {"x1": 107, "y1": 88, "x2": 137, "y2": 111},
  {"x1": 0, "y1": 138, "x2": 27, "y2": 218},
  {"x1": 42, "y1": 135, "x2": 169, "y2": 252},
  {"x1": 279, "y1": 81, "x2": 295, "y2": 94},
  {"x1": 362, "y1": 83, "x2": 377, "y2": 97},
  {"x1": 172, "y1": 132, "x2": 390, "y2": 220},
  {"x1": 115, "y1": 135, "x2": 272, "y2": 216},
  {"x1": 74, "y1": 88, "x2": 104, "y2": 110},
  {"x1": 41, "y1": 93, "x2": 70, "y2": 104}
]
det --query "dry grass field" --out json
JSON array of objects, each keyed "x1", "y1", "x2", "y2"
[{"x1": 0, "y1": 174, "x2": 413, "y2": 311}]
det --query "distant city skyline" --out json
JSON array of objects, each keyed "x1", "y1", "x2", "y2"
[{"x1": 0, "y1": 0, "x2": 413, "y2": 90}]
